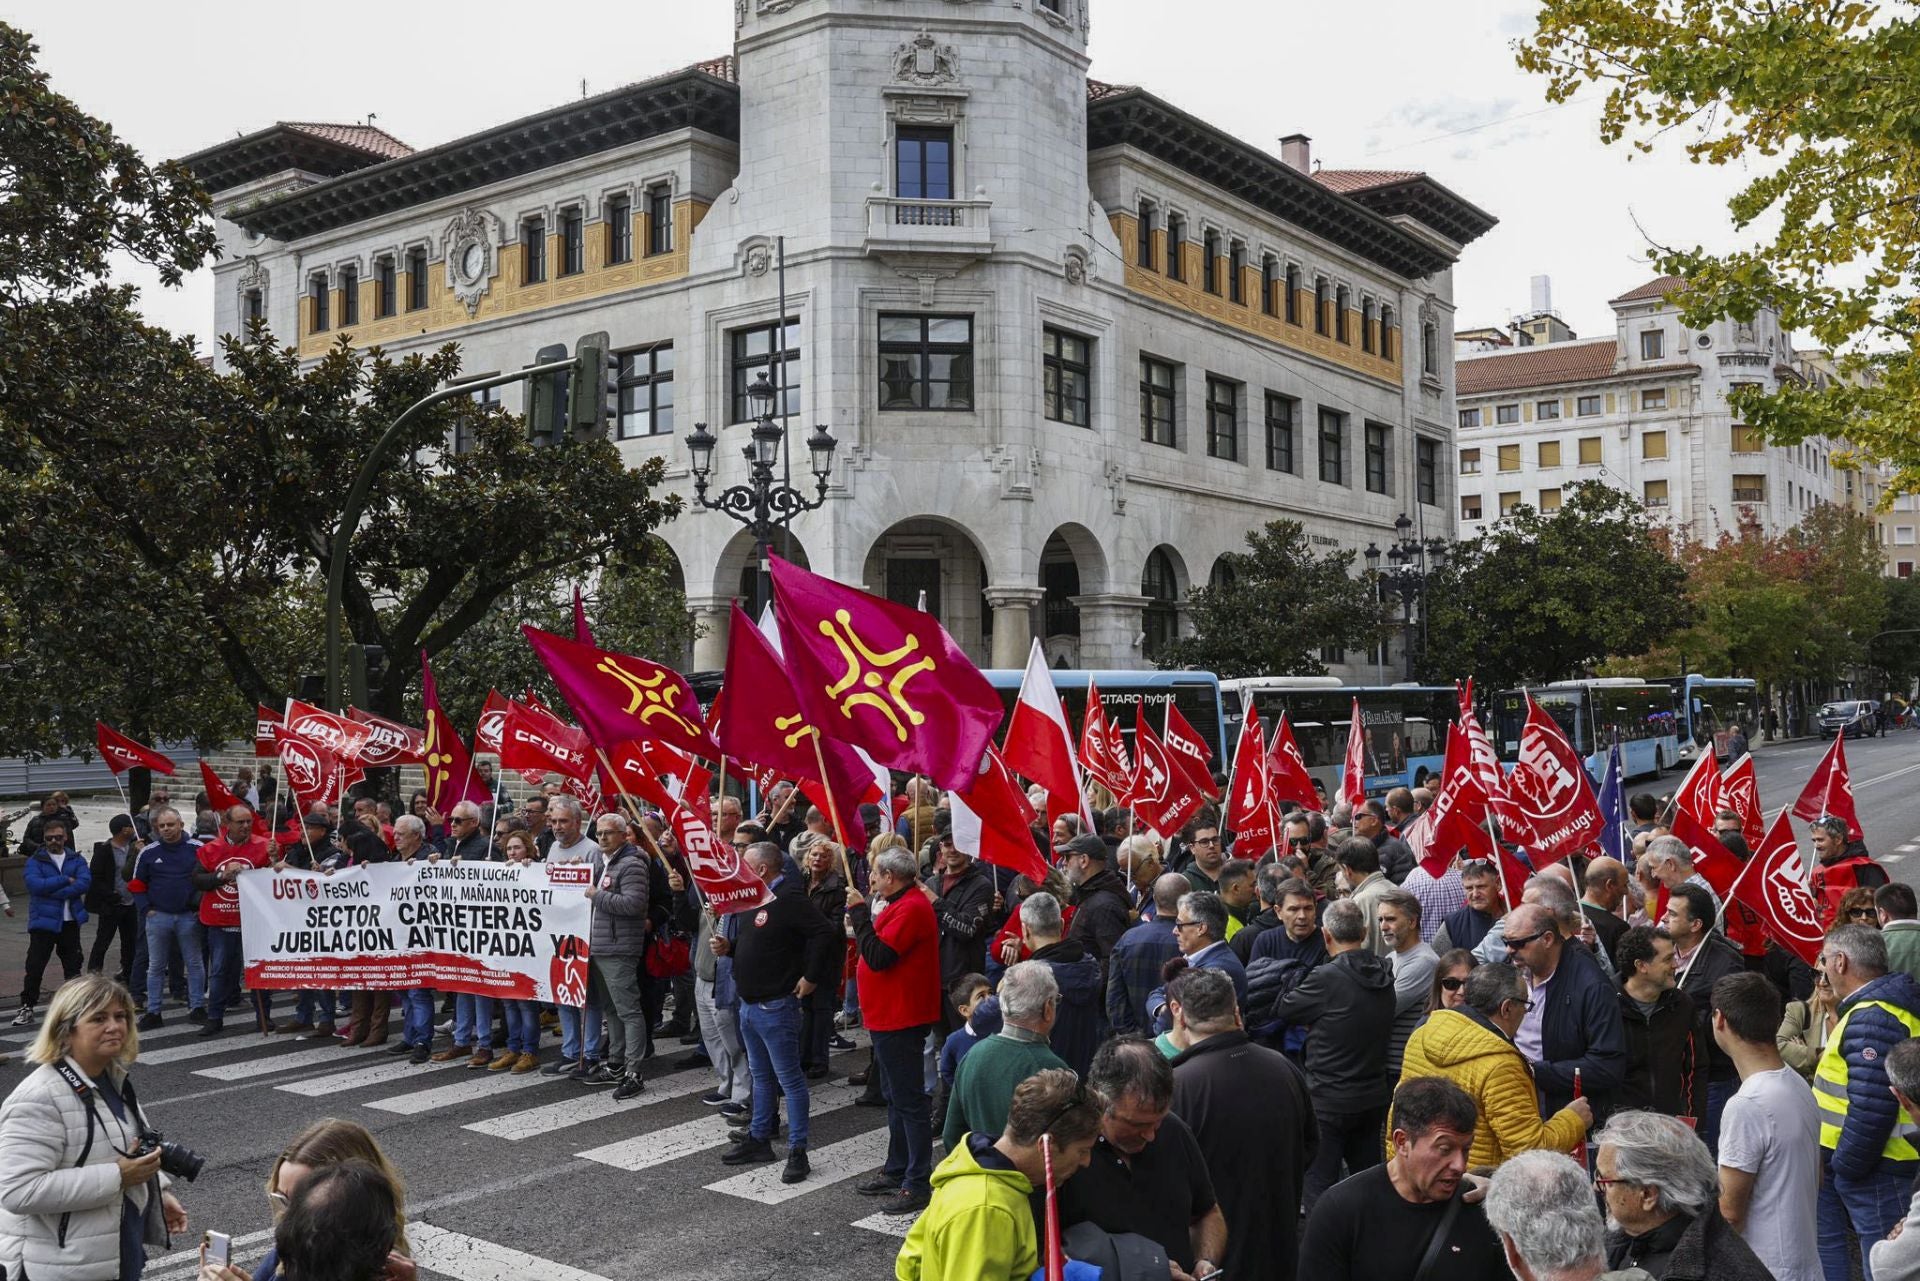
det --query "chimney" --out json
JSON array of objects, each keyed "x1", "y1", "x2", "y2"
[
  {"x1": 1530, "y1": 274, "x2": 1552, "y2": 315},
  {"x1": 1279, "y1": 134, "x2": 1312, "y2": 173}
]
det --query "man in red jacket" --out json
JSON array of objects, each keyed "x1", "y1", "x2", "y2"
[
  {"x1": 847, "y1": 845, "x2": 943, "y2": 1215},
  {"x1": 191, "y1": 805, "x2": 273, "y2": 1036}
]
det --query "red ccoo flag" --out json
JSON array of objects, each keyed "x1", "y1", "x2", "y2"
[
  {"x1": 1128, "y1": 708, "x2": 1206, "y2": 837},
  {"x1": 1792, "y1": 733, "x2": 1862, "y2": 842},
  {"x1": 1163, "y1": 701, "x2": 1218, "y2": 800},
  {"x1": 1729, "y1": 809, "x2": 1826, "y2": 967},
  {"x1": 199, "y1": 760, "x2": 249, "y2": 817},
  {"x1": 1505, "y1": 692, "x2": 1605, "y2": 863},
  {"x1": 1225, "y1": 706, "x2": 1277, "y2": 850},
  {"x1": 1002, "y1": 639, "x2": 1092, "y2": 828},
  {"x1": 1266, "y1": 712, "x2": 1319, "y2": 811},
  {"x1": 499, "y1": 699, "x2": 594, "y2": 783},
  {"x1": 1722, "y1": 753, "x2": 1764, "y2": 848},
  {"x1": 420, "y1": 653, "x2": 491, "y2": 814},
  {"x1": 254, "y1": 705, "x2": 282, "y2": 758},
  {"x1": 1671, "y1": 748, "x2": 1729, "y2": 829},
  {"x1": 1340, "y1": 697, "x2": 1368, "y2": 808},
  {"x1": 769, "y1": 554, "x2": 1002, "y2": 791},
  {"x1": 1079, "y1": 681, "x2": 1132, "y2": 799},
  {"x1": 1415, "y1": 753, "x2": 1498, "y2": 877},
  {"x1": 524, "y1": 626, "x2": 721, "y2": 761},
  {"x1": 94, "y1": 722, "x2": 175, "y2": 776},
  {"x1": 950, "y1": 745, "x2": 1050, "y2": 886},
  {"x1": 1664, "y1": 804, "x2": 1747, "y2": 901}
]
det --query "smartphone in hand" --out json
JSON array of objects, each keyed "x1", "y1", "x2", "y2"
[{"x1": 203, "y1": 1231, "x2": 231, "y2": 1268}]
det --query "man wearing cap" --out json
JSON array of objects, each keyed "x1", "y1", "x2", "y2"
[
  {"x1": 86, "y1": 814, "x2": 144, "y2": 988},
  {"x1": 1063, "y1": 833, "x2": 1132, "y2": 967}
]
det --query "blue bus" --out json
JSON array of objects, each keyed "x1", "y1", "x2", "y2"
[
  {"x1": 983, "y1": 668, "x2": 1228, "y2": 783},
  {"x1": 1657, "y1": 675, "x2": 1759, "y2": 763},
  {"x1": 1219, "y1": 678, "x2": 1458, "y2": 799},
  {"x1": 1492, "y1": 680, "x2": 1680, "y2": 782}
]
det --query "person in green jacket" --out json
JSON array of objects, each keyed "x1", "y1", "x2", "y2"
[
  {"x1": 1878, "y1": 884, "x2": 1920, "y2": 983},
  {"x1": 897, "y1": 1067, "x2": 1105, "y2": 1281},
  {"x1": 942, "y1": 962, "x2": 1068, "y2": 1150}
]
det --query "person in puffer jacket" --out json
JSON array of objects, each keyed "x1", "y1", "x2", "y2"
[{"x1": 15, "y1": 815, "x2": 91, "y2": 1026}]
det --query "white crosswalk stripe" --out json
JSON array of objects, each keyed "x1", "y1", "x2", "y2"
[
  {"x1": 278, "y1": 1056, "x2": 463, "y2": 1094},
  {"x1": 463, "y1": 1067, "x2": 712, "y2": 1140},
  {"x1": 851, "y1": 1210, "x2": 920, "y2": 1239},
  {"x1": 706, "y1": 1125, "x2": 891, "y2": 1204},
  {"x1": 1, "y1": 1018, "x2": 210, "y2": 1046},
  {"x1": 139, "y1": 1034, "x2": 334, "y2": 1067},
  {"x1": 575, "y1": 1081, "x2": 861, "y2": 1171},
  {"x1": 144, "y1": 1228, "x2": 277, "y2": 1280},
  {"x1": 403, "y1": 1223, "x2": 619, "y2": 1281},
  {"x1": 365, "y1": 1064, "x2": 556, "y2": 1115},
  {"x1": 194, "y1": 1042, "x2": 385, "y2": 1080}
]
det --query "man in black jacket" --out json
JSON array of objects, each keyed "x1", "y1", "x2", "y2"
[
  {"x1": 1273, "y1": 897, "x2": 1395, "y2": 1212},
  {"x1": 85, "y1": 814, "x2": 142, "y2": 984},
  {"x1": 1354, "y1": 800, "x2": 1415, "y2": 884},
  {"x1": 1614, "y1": 924, "x2": 1704, "y2": 1123},
  {"x1": 1062, "y1": 834, "x2": 1131, "y2": 967},
  {"x1": 922, "y1": 832, "x2": 997, "y2": 1033},
  {"x1": 718, "y1": 842, "x2": 839, "y2": 1185},
  {"x1": 1503, "y1": 903, "x2": 1628, "y2": 1125},
  {"x1": 1664, "y1": 881, "x2": 1744, "y2": 1150}
]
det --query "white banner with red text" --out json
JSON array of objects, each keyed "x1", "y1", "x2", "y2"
[{"x1": 238, "y1": 862, "x2": 593, "y2": 1005}]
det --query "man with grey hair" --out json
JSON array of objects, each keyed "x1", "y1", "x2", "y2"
[
  {"x1": 1596, "y1": 1110, "x2": 1772, "y2": 1278},
  {"x1": 1106, "y1": 872, "x2": 1186, "y2": 1035},
  {"x1": 941, "y1": 960, "x2": 1066, "y2": 1150},
  {"x1": 1869, "y1": 1038, "x2": 1920, "y2": 1279},
  {"x1": 1642, "y1": 834, "x2": 1720, "y2": 911},
  {"x1": 1810, "y1": 813, "x2": 1888, "y2": 910},
  {"x1": 439, "y1": 799, "x2": 489, "y2": 861},
  {"x1": 1019, "y1": 891, "x2": 1104, "y2": 1076},
  {"x1": 1485, "y1": 1149, "x2": 1608, "y2": 1281},
  {"x1": 539, "y1": 793, "x2": 607, "y2": 1076},
  {"x1": 1147, "y1": 891, "x2": 1248, "y2": 1032},
  {"x1": 580, "y1": 810, "x2": 667, "y2": 1096},
  {"x1": 1816, "y1": 922, "x2": 1920, "y2": 1280},
  {"x1": 1378, "y1": 885, "x2": 1438, "y2": 1078},
  {"x1": 1275, "y1": 894, "x2": 1395, "y2": 1211}
]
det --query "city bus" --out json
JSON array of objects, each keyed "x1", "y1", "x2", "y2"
[
  {"x1": 1491, "y1": 679, "x2": 1680, "y2": 782},
  {"x1": 1219, "y1": 678, "x2": 1458, "y2": 799},
  {"x1": 1656, "y1": 675, "x2": 1759, "y2": 763},
  {"x1": 983, "y1": 669, "x2": 1229, "y2": 772}
]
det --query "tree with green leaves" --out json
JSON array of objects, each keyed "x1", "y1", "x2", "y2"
[
  {"x1": 1520, "y1": 1, "x2": 1920, "y2": 487},
  {"x1": 1157, "y1": 520, "x2": 1387, "y2": 678},
  {"x1": 1419, "y1": 481, "x2": 1687, "y2": 688}
]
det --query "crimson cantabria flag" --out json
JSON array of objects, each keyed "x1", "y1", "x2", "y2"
[
  {"x1": 94, "y1": 722, "x2": 175, "y2": 776},
  {"x1": 524, "y1": 626, "x2": 720, "y2": 761},
  {"x1": 419, "y1": 652, "x2": 491, "y2": 813},
  {"x1": 769, "y1": 554, "x2": 1002, "y2": 791}
]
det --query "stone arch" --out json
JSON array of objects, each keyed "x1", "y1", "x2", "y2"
[
  {"x1": 711, "y1": 525, "x2": 812, "y2": 611},
  {"x1": 1208, "y1": 554, "x2": 1237, "y2": 591},
  {"x1": 1039, "y1": 523, "x2": 1110, "y2": 669},
  {"x1": 1139, "y1": 544, "x2": 1188, "y2": 663},
  {"x1": 857, "y1": 516, "x2": 997, "y2": 666}
]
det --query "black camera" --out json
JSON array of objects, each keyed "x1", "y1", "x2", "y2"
[{"x1": 135, "y1": 1130, "x2": 205, "y2": 1183}]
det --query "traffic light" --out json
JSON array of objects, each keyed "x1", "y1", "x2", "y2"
[
  {"x1": 526, "y1": 343, "x2": 569, "y2": 447},
  {"x1": 347, "y1": 643, "x2": 388, "y2": 709},
  {"x1": 569, "y1": 331, "x2": 619, "y2": 442}
]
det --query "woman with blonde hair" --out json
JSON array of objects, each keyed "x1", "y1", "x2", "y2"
[
  {"x1": 233, "y1": 1117, "x2": 411, "y2": 1280},
  {"x1": 0, "y1": 973, "x2": 188, "y2": 1280}
]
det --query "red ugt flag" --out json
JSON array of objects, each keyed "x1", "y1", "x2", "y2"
[
  {"x1": 94, "y1": 722, "x2": 175, "y2": 776},
  {"x1": 1671, "y1": 748, "x2": 1729, "y2": 829},
  {"x1": 524, "y1": 626, "x2": 721, "y2": 761},
  {"x1": 346, "y1": 707, "x2": 427, "y2": 768},
  {"x1": 1505, "y1": 693, "x2": 1604, "y2": 863},
  {"x1": 1340, "y1": 697, "x2": 1368, "y2": 808},
  {"x1": 1266, "y1": 713, "x2": 1319, "y2": 810},
  {"x1": 769, "y1": 554, "x2": 1002, "y2": 792},
  {"x1": 1730, "y1": 809, "x2": 1826, "y2": 967},
  {"x1": 272, "y1": 723, "x2": 342, "y2": 813},
  {"x1": 1225, "y1": 708, "x2": 1276, "y2": 849},
  {"x1": 1722, "y1": 753, "x2": 1764, "y2": 849},
  {"x1": 1079, "y1": 681, "x2": 1132, "y2": 799},
  {"x1": 1129, "y1": 709, "x2": 1206, "y2": 837},
  {"x1": 1792, "y1": 733, "x2": 1862, "y2": 842}
]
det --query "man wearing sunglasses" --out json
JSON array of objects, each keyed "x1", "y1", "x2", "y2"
[{"x1": 1502, "y1": 903, "x2": 1626, "y2": 1129}]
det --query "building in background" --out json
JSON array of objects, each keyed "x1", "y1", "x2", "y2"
[{"x1": 179, "y1": 0, "x2": 1492, "y2": 677}]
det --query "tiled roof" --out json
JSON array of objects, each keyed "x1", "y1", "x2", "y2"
[
  {"x1": 691, "y1": 55, "x2": 736, "y2": 82},
  {"x1": 1456, "y1": 338, "x2": 1619, "y2": 395},
  {"x1": 1610, "y1": 274, "x2": 1688, "y2": 304},
  {"x1": 280, "y1": 122, "x2": 412, "y2": 159},
  {"x1": 1313, "y1": 169, "x2": 1423, "y2": 194},
  {"x1": 1087, "y1": 78, "x2": 1135, "y2": 100}
]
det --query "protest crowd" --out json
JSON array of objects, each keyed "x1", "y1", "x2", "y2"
[{"x1": 1, "y1": 558, "x2": 1916, "y2": 1281}]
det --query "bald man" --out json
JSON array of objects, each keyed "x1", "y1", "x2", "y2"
[{"x1": 1580, "y1": 857, "x2": 1630, "y2": 969}]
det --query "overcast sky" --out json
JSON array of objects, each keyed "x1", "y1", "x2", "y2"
[{"x1": 15, "y1": 0, "x2": 1758, "y2": 349}]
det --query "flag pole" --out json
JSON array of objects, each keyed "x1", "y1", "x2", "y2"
[
  {"x1": 805, "y1": 735, "x2": 856, "y2": 886},
  {"x1": 590, "y1": 748, "x2": 671, "y2": 866},
  {"x1": 483, "y1": 768, "x2": 501, "y2": 861}
]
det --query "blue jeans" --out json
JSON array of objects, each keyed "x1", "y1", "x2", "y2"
[
  {"x1": 456, "y1": 993, "x2": 489, "y2": 1049},
  {"x1": 1819, "y1": 1160, "x2": 1913, "y2": 1281},
  {"x1": 872, "y1": 1024, "x2": 936, "y2": 1192},
  {"x1": 501, "y1": 1000, "x2": 539, "y2": 1054},
  {"x1": 205, "y1": 928, "x2": 242, "y2": 1023},
  {"x1": 295, "y1": 989, "x2": 342, "y2": 1025},
  {"x1": 403, "y1": 989, "x2": 436, "y2": 1047},
  {"x1": 143, "y1": 911, "x2": 205, "y2": 1015},
  {"x1": 739, "y1": 996, "x2": 809, "y2": 1147},
  {"x1": 560, "y1": 995, "x2": 604, "y2": 1063},
  {"x1": 1701, "y1": 1076, "x2": 1736, "y2": 1155}
]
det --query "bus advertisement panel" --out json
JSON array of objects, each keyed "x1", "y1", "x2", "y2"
[
  {"x1": 983, "y1": 669, "x2": 1228, "y2": 780},
  {"x1": 1491, "y1": 681, "x2": 1679, "y2": 782}
]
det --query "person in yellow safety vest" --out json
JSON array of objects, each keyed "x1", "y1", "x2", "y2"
[{"x1": 1815, "y1": 923, "x2": 1920, "y2": 1281}]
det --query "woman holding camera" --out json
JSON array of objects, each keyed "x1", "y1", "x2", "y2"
[{"x1": 0, "y1": 973, "x2": 188, "y2": 1280}]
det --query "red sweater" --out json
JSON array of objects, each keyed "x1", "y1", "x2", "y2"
[
  {"x1": 854, "y1": 889, "x2": 942, "y2": 1032},
  {"x1": 195, "y1": 834, "x2": 273, "y2": 927}
]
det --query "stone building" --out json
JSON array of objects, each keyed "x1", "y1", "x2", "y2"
[{"x1": 182, "y1": 0, "x2": 1493, "y2": 676}]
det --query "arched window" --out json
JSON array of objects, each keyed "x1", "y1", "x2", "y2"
[
  {"x1": 1141, "y1": 548, "x2": 1180, "y2": 660},
  {"x1": 1209, "y1": 557, "x2": 1237, "y2": 591}
]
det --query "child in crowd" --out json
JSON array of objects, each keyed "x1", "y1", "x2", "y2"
[{"x1": 933, "y1": 975, "x2": 995, "y2": 1134}]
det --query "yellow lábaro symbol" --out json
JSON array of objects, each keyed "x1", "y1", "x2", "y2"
[
  {"x1": 422, "y1": 713, "x2": 455, "y2": 793},
  {"x1": 820, "y1": 608, "x2": 934, "y2": 742},
  {"x1": 596, "y1": 656, "x2": 705, "y2": 737},
  {"x1": 775, "y1": 712, "x2": 818, "y2": 750}
]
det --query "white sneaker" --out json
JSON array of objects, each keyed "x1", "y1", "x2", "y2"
[{"x1": 11, "y1": 1005, "x2": 34, "y2": 1028}]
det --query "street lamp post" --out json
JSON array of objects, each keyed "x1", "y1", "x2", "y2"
[
  {"x1": 1364, "y1": 513, "x2": 1449, "y2": 682},
  {"x1": 684, "y1": 372, "x2": 836, "y2": 615}
]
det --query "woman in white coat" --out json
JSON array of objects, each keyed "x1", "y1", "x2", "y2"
[{"x1": 0, "y1": 973, "x2": 187, "y2": 1280}]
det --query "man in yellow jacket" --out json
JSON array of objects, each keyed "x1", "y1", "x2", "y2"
[
  {"x1": 1394, "y1": 960, "x2": 1592, "y2": 1170},
  {"x1": 897, "y1": 1068, "x2": 1104, "y2": 1281}
]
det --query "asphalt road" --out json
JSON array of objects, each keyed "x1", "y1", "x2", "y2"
[{"x1": 0, "y1": 729, "x2": 1915, "y2": 1280}]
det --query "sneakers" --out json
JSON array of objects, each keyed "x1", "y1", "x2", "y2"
[
  {"x1": 719, "y1": 1137, "x2": 776, "y2": 1165},
  {"x1": 577, "y1": 1062, "x2": 617, "y2": 1086},
  {"x1": 857, "y1": 1174, "x2": 902, "y2": 1196},
  {"x1": 487, "y1": 1052, "x2": 519, "y2": 1072},
  {"x1": 187, "y1": 1007, "x2": 207, "y2": 1025},
  {"x1": 387, "y1": 1039, "x2": 416, "y2": 1056},
  {"x1": 542, "y1": 1058, "x2": 581, "y2": 1077},
  {"x1": 613, "y1": 1074, "x2": 646, "y2": 1101},
  {"x1": 880, "y1": 1187, "x2": 931, "y2": 1215},
  {"x1": 604, "y1": 1059, "x2": 626, "y2": 1078},
  {"x1": 701, "y1": 1089, "x2": 731, "y2": 1107},
  {"x1": 781, "y1": 1147, "x2": 810, "y2": 1184},
  {"x1": 717, "y1": 1100, "x2": 749, "y2": 1119},
  {"x1": 834, "y1": 1010, "x2": 860, "y2": 1031},
  {"x1": 137, "y1": 1012, "x2": 164, "y2": 1031},
  {"x1": 10, "y1": 1004, "x2": 34, "y2": 1028},
  {"x1": 828, "y1": 1034, "x2": 856, "y2": 1052},
  {"x1": 408, "y1": 1045, "x2": 432, "y2": 1066}
]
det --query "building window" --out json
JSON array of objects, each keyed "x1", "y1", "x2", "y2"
[
  {"x1": 522, "y1": 218, "x2": 546, "y2": 284},
  {"x1": 560, "y1": 209, "x2": 584, "y2": 276},
  {"x1": 1228, "y1": 241, "x2": 1245, "y2": 304},
  {"x1": 1641, "y1": 388, "x2": 1667, "y2": 411},
  {"x1": 1285, "y1": 264, "x2": 1300, "y2": 324},
  {"x1": 374, "y1": 256, "x2": 396, "y2": 318},
  {"x1": 1261, "y1": 254, "x2": 1278, "y2": 315},
  {"x1": 1320, "y1": 645, "x2": 1346, "y2": 665},
  {"x1": 1898, "y1": 526, "x2": 1917, "y2": 546},
  {"x1": 453, "y1": 378, "x2": 499, "y2": 456},
  {"x1": 1202, "y1": 230, "x2": 1220, "y2": 294},
  {"x1": 1900, "y1": 562, "x2": 1914, "y2": 579},
  {"x1": 1264, "y1": 393, "x2": 1297, "y2": 473},
  {"x1": 1205, "y1": 376, "x2": 1239, "y2": 461},
  {"x1": 1166, "y1": 215, "x2": 1185, "y2": 281},
  {"x1": 1640, "y1": 330, "x2": 1665, "y2": 360},
  {"x1": 1576, "y1": 394, "x2": 1601, "y2": 416},
  {"x1": 1732, "y1": 474, "x2": 1767, "y2": 503},
  {"x1": 1578, "y1": 436, "x2": 1602, "y2": 465},
  {"x1": 1380, "y1": 305, "x2": 1396, "y2": 360},
  {"x1": 308, "y1": 275, "x2": 330, "y2": 333},
  {"x1": 606, "y1": 196, "x2": 632, "y2": 264},
  {"x1": 1642, "y1": 430, "x2": 1668, "y2": 460},
  {"x1": 1043, "y1": 328, "x2": 1091, "y2": 427},
  {"x1": 1362, "y1": 299, "x2": 1376, "y2": 353},
  {"x1": 1136, "y1": 202, "x2": 1155, "y2": 269},
  {"x1": 1539, "y1": 440, "x2": 1561, "y2": 468},
  {"x1": 1416, "y1": 437, "x2": 1439, "y2": 505},
  {"x1": 730, "y1": 317, "x2": 800, "y2": 422},
  {"x1": 1318, "y1": 407, "x2": 1345, "y2": 484},
  {"x1": 1459, "y1": 448, "x2": 1481, "y2": 475},
  {"x1": 1459, "y1": 407, "x2": 1481, "y2": 429},
  {"x1": 1336, "y1": 286, "x2": 1351, "y2": 343},
  {"x1": 1499, "y1": 491, "x2": 1522, "y2": 516},
  {"x1": 1140, "y1": 357, "x2": 1177, "y2": 447},
  {"x1": 613, "y1": 344, "x2": 675, "y2": 439},
  {"x1": 1540, "y1": 487, "x2": 1563, "y2": 512},
  {"x1": 896, "y1": 126, "x2": 954, "y2": 202},
  {"x1": 1495, "y1": 404, "x2": 1520, "y2": 425},
  {"x1": 1497, "y1": 443, "x2": 1520, "y2": 472},
  {"x1": 406, "y1": 248, "x2": 428, "y2": 311},
  {"x1": 338, "y1": 265, "x2": 358, "y2": 325},
  {"x1": 646, "y1": 186, "x2": 673, "y2": 256},
  {"x1": 1364, "y1": 422, "x2": 1389, "y2": 494},
  {"x1": 1536, "y1": 399, "x2": 1561, "y2": 421},
  {"x1": 1141, "y1": 549, "x2": 1180, "y2": 661},
  {"x1": 1422, "y1": 322, "x2": 1438, "y2": 376},
  {"x1": 244, "y1": 288, "x2": 263, "y2": 327},
  {"x1": 1462, "y1": 494, "x2": 1483, "y2": 521},
  {"x1": 1314, "y1": 277, "x2": 1329, "y2": 335},
  {"x1": 1644, "y1": 479, "x2": 1670, "y2": 507},
  {"x1": 1731, "y1": 424, "x2": 1762, "y2": 453},
  {"x1": 878, "y1": 314, "x2": 973, "y2": 411}
]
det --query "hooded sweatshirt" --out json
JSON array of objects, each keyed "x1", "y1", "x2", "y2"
[
  {"x1": 1272, "y1": 946, "x2": 1397, "y2": 1111},
  {"x1": 896, "y1": 1134, "x2": 1038, "y2": 1281}
]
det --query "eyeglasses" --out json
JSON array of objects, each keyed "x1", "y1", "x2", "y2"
[
  {"x1": 1439, "y1": 976, "x2": 1466, "y2": 991},
  {"x1": 1504, "y1": 930, "x2": 1550, "y2": 951},
  {"x1": 1504, "y1": 996, "x2": 1537, "y2": 1013},
  {"x1": 267, "y1": 1189, "x2": 290, "y2": 1212},
  {"x1": 1192, "y1": 836, "x2": 1221, "y2": 847},
  {"x1": 1592, "y1": 1174, "x2": 1637, "y2": 1192},
  {"x1": 1173, "y1": 920, "x2": 1206, "y2": 932},
  {"x1": 1849, "y1": 908, "x2": 1878, "y2": 921}
]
